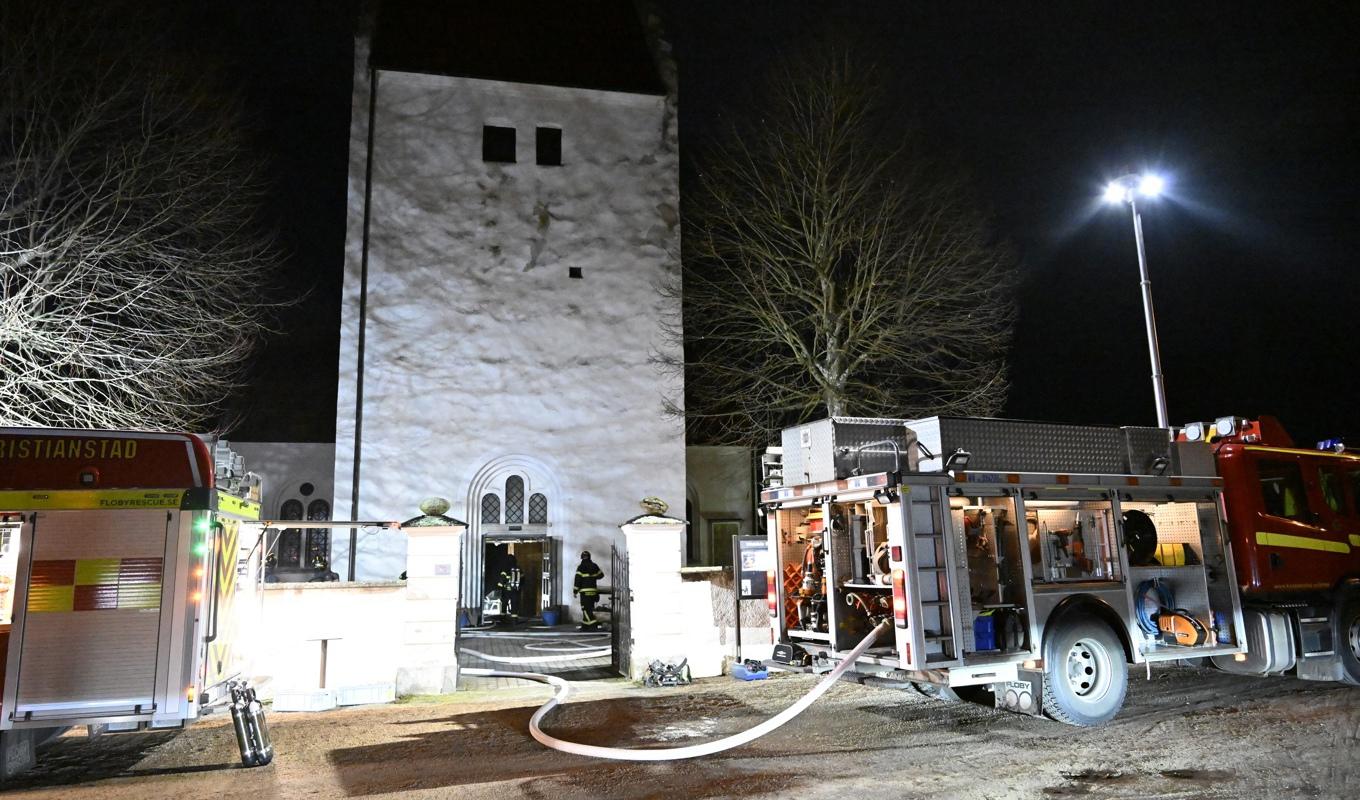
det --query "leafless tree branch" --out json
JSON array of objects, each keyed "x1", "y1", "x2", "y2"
[
  {"x1": 660, "y1": 53, "x2": 1016, "y2": 446},
  {"x1": 0, "y1": 3, "x2": 284, "y2": 432}
]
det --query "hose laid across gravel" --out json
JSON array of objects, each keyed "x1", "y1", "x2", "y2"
[{"x1": 462, "y1": 619, "x2": 889, "y2": 761}]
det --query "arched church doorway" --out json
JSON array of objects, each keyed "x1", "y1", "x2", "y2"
[{"x1": 464, "y1": 456, "x2": 563, "y2": 623}]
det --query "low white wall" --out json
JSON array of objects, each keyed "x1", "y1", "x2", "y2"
[
  {"x1": 254, "y1": 582, "x2": 406, "y2": 696},
  {"x1": 250, "y1": 525, "x2": 464, "y2": 699}
]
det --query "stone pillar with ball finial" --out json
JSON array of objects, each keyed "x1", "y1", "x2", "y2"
[
  {"x1": 620, "y1": 496, "x2": 723, "y2": 680},
  {"x1": 399, "y1": 497, "x2": 465, "y2": 694}
]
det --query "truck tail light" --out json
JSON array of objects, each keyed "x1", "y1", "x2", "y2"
[
  {"x1": 766, "y1": 570, "x2": 777, "y2": 617},
  {"x1": 891, "y1": 568, "x2": 908, "y2": 628}
]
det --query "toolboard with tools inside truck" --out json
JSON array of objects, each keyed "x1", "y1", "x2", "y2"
[
  {"x1": 0, "y1": 428, "x2": 272, "y2": 780},
  {"x1": 761, "y1": 416, "x2": 1249, "y2": 726}
]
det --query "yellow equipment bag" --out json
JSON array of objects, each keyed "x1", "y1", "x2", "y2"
[{"x1": 1154, "y1": 542, "x2": 1200, "y2": 566}]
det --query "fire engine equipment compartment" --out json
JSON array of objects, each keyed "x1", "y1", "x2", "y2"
[
  {"x1": 951, "y1": 496, "x2": 1031, "y2": 653},
  {"x1": 763, "y1": 415, "x2": 1250, "y2": 726},
  {"x1": 1119, "y1": 498, "x2": 1236, "y2": 656},
  {"x1": 773, "y1": 497, "x2": 902, "y2": 655}
]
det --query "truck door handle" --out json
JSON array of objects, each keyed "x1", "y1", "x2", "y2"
[{"x1": 205, "y1": 525, "x2": 222, "y2": 643}]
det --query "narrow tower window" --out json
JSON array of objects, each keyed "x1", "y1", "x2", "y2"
[
  {"x1": 536, "y1": 127, "x2": 562, "y2": 166},
  {"x1": 483, "y1": 125, "x2": 516, "y2": 163}
]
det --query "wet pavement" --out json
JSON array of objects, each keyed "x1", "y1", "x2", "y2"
[{"x1": 457, "y1": 621, "x2": 615, "y2": 690}]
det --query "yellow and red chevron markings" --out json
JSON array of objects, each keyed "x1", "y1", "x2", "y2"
[{"x1": 27, "y1": 558, "x2": 163, "y2": 612}]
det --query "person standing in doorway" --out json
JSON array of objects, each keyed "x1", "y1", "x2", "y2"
[
  {"x1": 573, "y1": 550, "x2": 606, "y2": 630},
  {"x1": 487, "y1": 543, "x2": 519, "y2": 619}
]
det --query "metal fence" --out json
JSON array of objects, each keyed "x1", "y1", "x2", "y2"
[{"x1": 610, "y1": 544, "x2": 631, "y2": 677}]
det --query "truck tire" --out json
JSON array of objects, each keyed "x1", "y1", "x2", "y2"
[
  {"x1": 1334, "y1": 589, "x2": 1360, "y2": 686},
  {"x1": 1041, "y1": 615, "x2": 1127, "y2": 726}
]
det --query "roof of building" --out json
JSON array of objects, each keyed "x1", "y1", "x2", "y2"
[{"x1": 371, "y1": 0, "x2": 666, "y2": 96}]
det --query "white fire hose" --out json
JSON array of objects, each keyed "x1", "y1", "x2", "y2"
[{"x1": 462, "y1": 619, "x2": 889, "y2": 761}]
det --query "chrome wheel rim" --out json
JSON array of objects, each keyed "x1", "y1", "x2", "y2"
[
  {"x1": 1065, "y1": 637, "x2": 1112, "y2": 702},
  {"x1": 1348, "y1": 614, "x2": 1360, "y2": 661}
]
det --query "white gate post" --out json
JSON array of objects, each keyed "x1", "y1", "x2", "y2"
[
  {"x1": 620, "y1": 513, "x2": 686, "y2": 680},
  {"x1": 617, "y1": 496, "x2": 723, "y2": 682},
  {"x1": 400, "y1": 517, "x2": 464, "y2": 695}
]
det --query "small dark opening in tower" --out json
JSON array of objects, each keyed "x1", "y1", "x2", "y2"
[
  {"x1": 536, "y1": 127, "x2": 562, "y2": 166},
  {"x1": 483, "y1": 125, "x2": 516, "y2": 163}
]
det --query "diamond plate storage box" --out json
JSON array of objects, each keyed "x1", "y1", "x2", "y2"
[
  {"x1": 909, "y1": 417, "x2": 1173, "y2": 475},
  {"x1": 1122, "y1": 426, "x2": 1174, "y2": 474},
  {"x1": 780, "y1": 417, "x2": 919, "y2": 484}
]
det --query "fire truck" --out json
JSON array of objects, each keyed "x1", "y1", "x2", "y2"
[
  {"x1": 0, "y1": 429, "x2": 271, "y2": 778},
  {"x1": 761, "y1": 416, "x2": 1249, "y2": 726}
]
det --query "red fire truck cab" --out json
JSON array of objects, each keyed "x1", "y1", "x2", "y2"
[{"x1": 1186, "y1": 416, "x2": 1360, "y2": 683}]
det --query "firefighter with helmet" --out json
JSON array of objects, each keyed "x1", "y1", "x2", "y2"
[
  {"x1": 573, "y1": 550, "x2": 606, "y2": 630},
  {"x1": 488, "y1": 543, "x2": 519, "y2": 618}
]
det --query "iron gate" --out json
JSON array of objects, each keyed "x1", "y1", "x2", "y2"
[{"x1": 610, "y1": 544, "x2": 630, "y2": 677}]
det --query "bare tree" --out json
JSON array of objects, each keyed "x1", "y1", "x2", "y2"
[
  {"x1": 666, "y1": 55, "x2": 1016, "y2": 446},
  {"x1": 0, "y1": 3, "x2": 280, "y2": 431}
]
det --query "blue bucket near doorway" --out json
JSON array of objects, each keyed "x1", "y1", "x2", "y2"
[{"x1": 542, "y1": 608, "x2": 560, "y2": 627}]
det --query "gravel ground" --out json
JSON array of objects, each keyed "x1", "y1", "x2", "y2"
[{"x1": 3, "y1": 664, "x2": 1358, "y2": 799}]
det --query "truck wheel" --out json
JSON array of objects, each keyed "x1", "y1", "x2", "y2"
[
  {"x1": 1041, "y1": 615, "x2": 1127, "y2": 726},
  {"x1": 1334, "y1": 589, "x2": 1360, "y2": 686}
]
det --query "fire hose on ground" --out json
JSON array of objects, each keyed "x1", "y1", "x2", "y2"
[{"x1": 461, "y1": 619, "x2": 890, "y2": 761}]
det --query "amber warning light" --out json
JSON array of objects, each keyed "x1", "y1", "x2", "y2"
[{"x1": 891, "y1": 569, "x2": 908, "y2": 628}]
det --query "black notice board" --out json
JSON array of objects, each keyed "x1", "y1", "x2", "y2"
[{"x1": 734, "y1": 535, "x2": 772, "y2": 600}]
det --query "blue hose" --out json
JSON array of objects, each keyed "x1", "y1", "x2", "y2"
[{"x1": 1134, "y1": 578, "x2": 1173, "y2": 635}]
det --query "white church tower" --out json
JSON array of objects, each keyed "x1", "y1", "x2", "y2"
[{"x1": 331, "y1": 2, "x2": 684, "y2": 619}]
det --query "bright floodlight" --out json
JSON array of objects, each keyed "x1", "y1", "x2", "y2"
[
  {"x1": 1138, "y1": 174, "x2": 1164, "y2": 197},
  {"x1": 1103, "y1": 181, "x2": 1128, "y2": 204}
]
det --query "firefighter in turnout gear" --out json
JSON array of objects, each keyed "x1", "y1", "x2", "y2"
[
  {"x1": 489, "y1": 543, "x2": 520, "y2": 618},
  {"x1": 573, "y1": 550, "x2": 606, "y2": 630}
]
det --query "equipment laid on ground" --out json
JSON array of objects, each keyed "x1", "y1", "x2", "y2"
[
  {"x1": 642, "y1": 658, "x2": 692, "y2": 687},
  {"x1": 772, "y1": 642, "x2": 811, "y2": 666},
  {"x1": 0, "y1": 428, "x2": 271, "y2": 780},
  {"x1": 730, "y1": 660, "x2": 768, "y2": 681}
]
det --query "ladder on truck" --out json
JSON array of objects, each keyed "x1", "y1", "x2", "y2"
[{"x1": 900, "y1": 482, "x2": 969, "y2": 669}]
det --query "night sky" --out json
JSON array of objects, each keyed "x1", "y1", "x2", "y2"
[{"x1": 218, "y1": 2, "x2": 1358, "y2": 447}]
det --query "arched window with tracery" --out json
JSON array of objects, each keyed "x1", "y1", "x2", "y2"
[
  {"x1": 505, "y1": 475, "x2": 524, "y2": 523},
  {"x1": 528, "y1": 492, "x2": 548, "y2": 524},
  {"x1": 480, "y1": 493, "x2": 501, "y2": 524}
]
